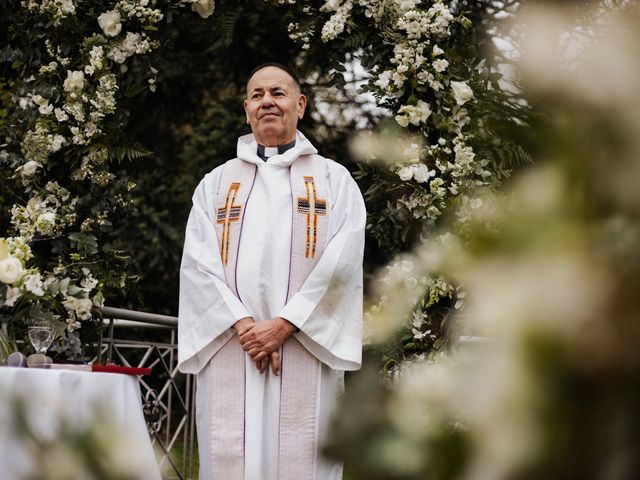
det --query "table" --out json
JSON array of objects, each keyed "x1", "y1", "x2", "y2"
[{"x1": 0, "y1": 367, "x2": 161, "y2": 480}]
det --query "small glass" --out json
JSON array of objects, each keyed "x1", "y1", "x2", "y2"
[{"x1": 28, "y1": 324, "x2": 56, "y2": 356}]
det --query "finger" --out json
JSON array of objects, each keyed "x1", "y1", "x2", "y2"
[
  {"x1": 239, "y1": 331, "x2": 255, "y2": 343},
  {"x1": 271, "y1": 351, "x2": 280, "y2": 376},
  {"x1": 237, "y1": 323, "x2": 256, "y2": 337},
  {"x1": 242, "y1": 340, "x2": 259, "y2": 351},
  {"x1": 256, "y1": 358, "x2": 266, "y2": 374},
  {"x1": 253, "y1": 350, "x2": 268, "y2": 361}
]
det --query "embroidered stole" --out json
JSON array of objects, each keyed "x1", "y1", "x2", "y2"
[
  {"x1": 210, "y1": 159, "x2": 257, "y2": 480},
  {"x1": 211, "y1": 155, "x2": 329, "y2": 479}
]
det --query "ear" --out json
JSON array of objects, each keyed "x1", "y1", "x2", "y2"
[
  {"x1": 243, "y1": 99, "x2": 250, "y2": 124},
  {"x1": 297, "y1": 94, "x2": 307, "y2": 119}
]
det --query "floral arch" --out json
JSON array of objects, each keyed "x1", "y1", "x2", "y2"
[{"x1": 0, "y1": 0, "x2": 522, "y2": 360}]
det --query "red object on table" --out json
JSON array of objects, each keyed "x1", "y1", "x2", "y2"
[{"x1": 91, "y1": 364, "x2": 152, "y2": 376}]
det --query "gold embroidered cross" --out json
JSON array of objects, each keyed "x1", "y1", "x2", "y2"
[
  {"x1": 217, "y1": 182, "x2": 242, "y2": 265},
  {"x1": 297, "y1": 176, "x2": 327, "y2": 258}
]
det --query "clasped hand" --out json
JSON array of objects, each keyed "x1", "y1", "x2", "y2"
[{"x1": 233, "y1": 317, "x2": 297, "y2": 376}]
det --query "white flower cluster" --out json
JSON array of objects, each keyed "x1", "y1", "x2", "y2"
[
  {"x1": 107, "y1": 31, "x2": 154, "y2": 64},
  {"x1": 22, "y1": 0, "x2": 76, "y2": 24},
  {"x1": 321, "y1": 0, "x2": 353, "y2": 42},
  {"x1": 411, "y1": 309, "x2": 435, "y2": 341},
  {"x1": 394, "y1": 99, "x2": 432, "y2": 127},
  {"x1": 84, "y1": 46, "x2": 105, "y2": 76},
  {"x1": 398, "y1": 163, "x2": 435, "y2": 183},
  {"x1": 10, "y1": 182, "x2": 77, "y2": 240},
  {"x1": 20, "y1": 125, "x2": 66, "y2": 166},
  {"x1": 397, "y1": 10, "x2": 430, "y2": 40},
  {"x1": 4, "y1": 0, "x2": 175, "y2": 341},
  {"x1": 0, "y1": 245, "x2": 102, "y2": 330},
  {"x1": 288, "y1": 22, "x2": 314, "y2": 50},
  {"x1": 115, "y1": 0, "x2": 164, "y2": 23}
]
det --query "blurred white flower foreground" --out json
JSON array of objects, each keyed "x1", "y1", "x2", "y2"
[{"x1": 336, "y1": 3, "x2": 640, "y2": 479}]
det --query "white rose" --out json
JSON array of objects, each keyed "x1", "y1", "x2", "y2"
[
  {"x1": 63, "y1": 70, "x2": 85, "y2": 92},
  {"x1": 413, "y1": 163, "x2": 435, "y2": 183},
  {"x1": 191, "y1": 0, "x2": 215, "y2": 19},
  {"x1": 98, "y1": 10, "x2": 122, "y2": 37},
  {"x1": 19, "y1": 160, "x2": 42, "y2": 176},
  {"x1": 395, "y1": 114, "x2": 410, "y2": 128},
  {"x1": 450, "y1": 81, "x2": 474, "y2": 105},
  {"x1": 432, "y1": 45, "x2": 444, "y2": 56},
  {"x1": 398, "y1": 166, "x2": 414, "y2": 181},
  {"x1": 0, "y1": 257, "x2": 24, "y2": 284}
]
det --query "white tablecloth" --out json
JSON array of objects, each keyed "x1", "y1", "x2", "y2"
[{"x1": 0, "y1": 367, "x2": 161, "y2": 480}]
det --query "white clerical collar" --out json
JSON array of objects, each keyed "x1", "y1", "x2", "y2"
[
  {"x1": 264, "y1": 146, "x2": 278, "y2": 158},
  {"x1": 257, "y1": 140, "x2": 296, "y2": 162}
]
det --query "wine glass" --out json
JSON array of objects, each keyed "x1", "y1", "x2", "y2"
[{"x1": 28, "y1": 324, "x2": 56, "y2": 356}]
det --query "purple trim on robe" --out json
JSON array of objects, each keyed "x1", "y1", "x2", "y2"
[
  {"x1": 233, "y1": 165, "x2": 258, "y2": 302},
  {"x1": 285, "y1": 164, "x2": 295, "y2": 304}
]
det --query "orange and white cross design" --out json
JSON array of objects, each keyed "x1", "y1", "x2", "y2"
[
  {"x1": 297, "y1": 176, "x2": 327, "y2": 259},
  {"x1": 217, "y1": 182, "x2": 242, "y2": 265}
]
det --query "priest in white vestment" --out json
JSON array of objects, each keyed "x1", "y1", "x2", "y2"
[{"x1": 177, "y1": 63, "x2": 366, "y2": 480}]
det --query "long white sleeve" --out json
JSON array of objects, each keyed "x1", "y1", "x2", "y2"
[
  {"x1": 278, "y1": 162, "x2": 366, "y2": 371},
  {"x1": 177, "y1": 172, "x2": 251, "y2": 374}
]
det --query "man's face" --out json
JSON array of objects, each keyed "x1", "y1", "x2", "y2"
[{"x1": 244, "y1": 66, "x2": 307, "y2": 147}]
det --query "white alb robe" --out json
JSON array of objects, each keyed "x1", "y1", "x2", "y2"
[{"x1": 178, "y1": 131, "x2": 366, "y2": 480}]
